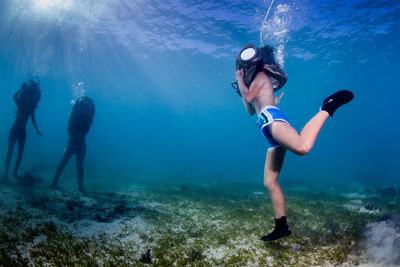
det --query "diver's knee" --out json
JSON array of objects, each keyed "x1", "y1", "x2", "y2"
[
  {"x1": 293, "y1": 142, "x2": 311, "y2": 156},
  {"x1": 264, "y1": 177, "x2": 278, "y2": 191},
  {"x1": 294, "y1": 146, "x2": 309, "y2": 156},
  {"x1": 77, "y1": 165, "x2": 83, "y2": 172}
]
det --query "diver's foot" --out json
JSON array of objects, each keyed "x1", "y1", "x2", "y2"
[
  {"x1": 322, "y1": 90, "x2": 354, "y2": 116},
  {"x1": 261, "y1": 226, "x2": 291, "y2": 241},
  {"x1": 12, "y1": 170, "x2": 24, "y2": 180},
  {"x1": 261, "y1": 216, "x2": 291, "y2": 242}
]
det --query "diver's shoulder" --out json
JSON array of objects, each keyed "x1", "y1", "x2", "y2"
[
  {"x1": 251, "y1": 72, "x2": 273, "y2": 93},
  {"x1": 254, "y1": 70, "x2": 271, "y2": 83}
]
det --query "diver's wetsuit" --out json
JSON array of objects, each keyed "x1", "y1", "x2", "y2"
[
  {"x1": 52, "y1": 99, "x2": 94, "y2": 192},
  {"x1": 5, "y1": 85, "x2": 40, "y2": 179}
]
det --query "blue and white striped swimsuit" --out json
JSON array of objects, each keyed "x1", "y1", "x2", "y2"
[{"x1": 256, "y1": 106, "x2": 290, "y2": 149}]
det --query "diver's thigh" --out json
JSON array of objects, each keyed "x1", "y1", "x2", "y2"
[
  {"x1": 17, "y1": 138, "x2": 26, "y2": 153},
  {"x1": 7, "y1": 136, "x2": 17, "y2": 149},
  {"x1": 269, "y1": 122, "x2": 301, "y2": 152},
  {"x1": 8, "y1": 128, "x2": 17, "y2": 144},
  {"x1": 265, "y1": 146, "x2": 287, "y2": 174}
]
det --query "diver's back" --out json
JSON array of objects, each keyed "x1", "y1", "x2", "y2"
[{"x1": 252, "y1": 72, "x2": 276, "y2": 116}]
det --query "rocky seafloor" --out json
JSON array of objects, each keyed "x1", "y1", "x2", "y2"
[{"x1": 0, "y1": 174, "x2": 399, "y2": 266}]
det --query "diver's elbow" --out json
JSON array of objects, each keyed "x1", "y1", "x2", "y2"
[
  {"x1": 244, "y1": 95, "x2": 254, "y2": 103},
  {"x1": 247, "y1": 109, "x2": 254, "y2": 115}
]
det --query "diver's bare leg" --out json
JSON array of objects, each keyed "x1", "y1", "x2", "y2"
[
  {"x1": 4, "y1": 138, "x2": 16, "y2": 180},
  {"x1": 13, "y1": 139, "x2": 26, "y2": 178},
  {"x1": 263, "y1": 146, "x2": 287, "y2": 218},
  {"x1": 51, "y1": 146, "x2": 74, "y2": 188},
  {"x1": 261, "y1": 145, "x2": 292, "y2": 241},
  {"x1": 270, "y1": 111, "x2": 329, "y2": 155}
]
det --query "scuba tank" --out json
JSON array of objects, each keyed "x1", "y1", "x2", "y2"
[
  {"x1": 71, "y1": 97, "x2": 95, "y2": 123},
  {"x1": 15, "y1": 77, "x2": 41, "y2": 112},
  {"x1": 68, "y1": 97, "x2": 95, "y2": 143},
  {"x1": 68, "y1": 97, "x2": 95, "y2": 137}
]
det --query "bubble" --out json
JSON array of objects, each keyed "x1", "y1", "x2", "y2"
[
  {"x1": 72, "y1": 81, "x2": 86, "y2": 100},
  {"x1": 260, "y1": 3, "x2": 293, "y2": 67}
]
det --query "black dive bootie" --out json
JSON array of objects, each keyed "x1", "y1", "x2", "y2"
[
  {"x1": 322, "y1": 90, "x2": 354, "y2": 116},
  {"x1": 261, "y1": 216, "x2": 291, "y2": 241}
]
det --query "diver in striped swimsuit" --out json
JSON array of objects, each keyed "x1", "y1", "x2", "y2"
[{"x1": 234, "y1": 45, "x2": 354, "y2": 241}]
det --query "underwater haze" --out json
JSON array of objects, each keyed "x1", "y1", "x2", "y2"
[
  {"x1": 0, "y1": 0, "x2": 400, "y2": 185},
  {"x1": 1, "y1": 0, "x2": 400, "y2": 266}
]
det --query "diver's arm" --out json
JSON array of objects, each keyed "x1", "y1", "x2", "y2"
[
  {"x1": 82, "y1": 121, "x2": 92, "y2": 137},
  {"x1": 31, "y1": 111, "x2": 43, "y2": 136},
  {"x1": 13, "y1": 90, "x2": 21, "y2": 105},
  {"x1": 242, "y1": 98, "x2": 256, "y2": 115},
  {"x1": 235, "y1": 70, "x2": 257, "y2": 115},
  {"x1": 235, "y1": 69, "x2": 264, "y2": 104}
]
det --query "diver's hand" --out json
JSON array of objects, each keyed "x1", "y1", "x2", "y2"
[
  {"x1": 36, "y1": 130, "x2": 43, "y2": 136},
  {"x1": 235, "y1": 69, "x2": 250, "y2": 100},
  {"x1": 274, "y1": 91, "x2": 285, "y2": 105},
  {"x1": 235, "y1": 69, "x2": 244, "y2": 82}
]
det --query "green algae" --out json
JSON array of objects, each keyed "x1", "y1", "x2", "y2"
[{"x1": 0, "y1": 179, "x2": 399, "y2": 266}]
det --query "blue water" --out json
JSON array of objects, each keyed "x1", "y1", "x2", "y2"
[{"x1": 0, "y1": 0, "x2": 399, "y2": 188}]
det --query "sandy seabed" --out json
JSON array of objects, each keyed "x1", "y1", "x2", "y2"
[{"x1": 0, "y1": 174, "x2": 399, "y2": 266}]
